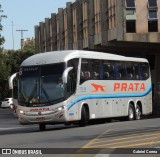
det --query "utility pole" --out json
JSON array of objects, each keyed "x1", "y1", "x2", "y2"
[
  {"x1": 16, "y1": 29, "x2": 28, "y2": 49},
  {"x1": 12, "y1": 21, "x2": 14, "y2": 50}
]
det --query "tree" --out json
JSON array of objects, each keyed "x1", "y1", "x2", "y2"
[
  {"x1": 0, "y1": 53, "x2": 11, "y2": 99},
  {"x1": 0, "y1": 4, "x2": 7, "y2": 52},
  {"x1": 0, "y1": 3, "x2": 35, "y2": 99},
  {"x1": 22, "y1": 38, "x2": 36, "y2": 53},
  {"x1": 10, "y1": 38, "x2": 36, "y2": 73}
]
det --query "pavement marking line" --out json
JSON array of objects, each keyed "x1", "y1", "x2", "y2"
[
  {"x1": 95, "y1": 128, "x2": 160, "y2": 140},
  {"x1": 0, "y1": 127, "x2": 26, "y2": 130},
  {"x1": 114, "y1": 140, "x2": 160, "y2": 148},
  {"x1": 0, "y1": 126, "x2": 37, "y2": 130},
  {"x1": 88, "y1": 135, "x2": 160, "y2": 148},
  {"x1": 76, "y1": 129, "x2": 112, "y2": 154},
  {"x1": 92, "y1": 131, "x2": 160, "y2": 144},
  {"x1": 82, "y1": 129, "x2": 112, "y2": 149}
]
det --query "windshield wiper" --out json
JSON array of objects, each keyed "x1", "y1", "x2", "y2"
[
  {"x1": 28, "y1": 82, "x2": 38, "y2": 103},
  {"x1": 41, "y1": 84, "x2": 52, "y2": 105}
]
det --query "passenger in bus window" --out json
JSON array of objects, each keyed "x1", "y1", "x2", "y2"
[{"x1": 56, "y1": 78, "x2": 64, "y2": 89}]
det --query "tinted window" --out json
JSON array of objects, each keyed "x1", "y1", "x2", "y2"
[
  {"x1": 41, "y1": 63, "x2": 64, "y2": 76},
  {"x1": 141, "y1": 63, "x2": 150, "y2": 80},
  {"x1": 80, "y1": 59, "x2": 150, "y2": 82},
  {"x1": 67, "y1": 59, "x2": 79, "y2": 94},
  {"x1": 92, "y1": 60, "x2": 101, "y2": 80},
  {"x1": 115, "y1": 62, "x2": 126, "y2": 80},
  {"x1": 126, "y1": 63, "x2": 135, "y2": 80},
  {"x1": 126, "y1": 0, "x2": 135, "y2": 8},
  {"x1": 148, "y1": 0, "x2": 157, "y2": 7},
  {"x1": 103, "y1": 61, "x2": 115, "y2": 80},
  {"x1": 80, "y1": 59, "x2": 91, "y2": 84},
  {"x1": 134, "y1": 63, "x2": 141, "y2": 80}
]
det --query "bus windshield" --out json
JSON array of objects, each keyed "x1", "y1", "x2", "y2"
[{"x1": 18, "y1": 63, "x2": 65, "y2": 106}]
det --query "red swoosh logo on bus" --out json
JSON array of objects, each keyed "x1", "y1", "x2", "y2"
[{"x1": 91, "y1": 83, "x2": 106, "y2": 92}]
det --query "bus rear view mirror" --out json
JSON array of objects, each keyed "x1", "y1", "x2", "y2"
[
  {"x1": 9, "y1": 72, "x2": 18, "y2": 89},
  {"x1": 62, "y1": 67, "x2": 73, "y2": 84}
]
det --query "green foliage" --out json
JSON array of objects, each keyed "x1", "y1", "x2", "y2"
[
  {"x1": 22, "y1": 38, "x2": 36, "y2": 53},
  {"x1": 0, "y1": 54, "x2": 11, "y2": 99},
  {"x1": 0, "y1": 4, "x2": 36, "y2": 99},
  {"x1": 0, "y1": 4, "x2": 7, "y2": 52},
  {"x1": 0, "y1": 39, "x2": 36, "y2": 100}
]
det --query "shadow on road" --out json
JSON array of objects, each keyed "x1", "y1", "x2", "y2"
[{"x1": 1, "y1": 108, "x2": 160, "y2": 136}]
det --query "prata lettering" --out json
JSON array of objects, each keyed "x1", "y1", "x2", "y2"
[{"x1": 114, "y1": 83, "x2": 146, "y2": 91}]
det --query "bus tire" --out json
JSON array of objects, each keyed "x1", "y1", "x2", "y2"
[
  {"x1": 39, "y1": 124, "x2": 46, "y2": 131},
  {"x1": 128, "y1": 104, "x2": 135, "y2": 121},
  {"x1": 79, "y1": 106, "x2": 87, "y2": 127},
  {"x1": 135, "y1": 105, "x2": 141, "y2": 120}
]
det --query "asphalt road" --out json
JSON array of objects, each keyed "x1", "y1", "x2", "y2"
[{"x1": 1, "y1": 108, "x2": 160, "y2": 157}]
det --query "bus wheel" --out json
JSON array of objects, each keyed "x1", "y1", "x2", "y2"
[
  {"x1": 128, "y1": 104, "x2": 135, "y2": 121},
  {"x1": 39, "y1": 124, "x2": 46, "y2": 131},
  {"x1": 135, "y1": 105, "x2": 141, "y2": 120},
  {"x1": 79, "y1": 106, "x2": 87, "y2": 127}
]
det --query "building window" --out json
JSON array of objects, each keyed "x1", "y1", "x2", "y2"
[
  {"x1": 148, "y1": 21, "x2": 158, "y2": 32},
  {"x1": 125, "y1": 0, "x2": 135, "y2": 9},
  {"x1": 148, "y1": 0, "x2": 158, "y2": 8},
  {"x1": 148, "y1": 10, "x2": 158, "y2": 20},
  {"x1": 126, "y1": 20, "x2": 136, "y2": 33},
  {"x1": 125, "y1": 0, "x2": 136, "y2": 33},
  {"x1": 126, "y1": 10, "x2": 136, "y2": 20},
  {"x1": 148, "y1": 3, "x2": 158, "y2": 32}
]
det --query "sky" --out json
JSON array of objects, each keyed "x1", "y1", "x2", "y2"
[{"x1": 1, "y1": 0, "x2": 75, "y2": 50}]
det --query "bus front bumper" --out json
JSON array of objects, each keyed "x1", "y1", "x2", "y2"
[{"x1": 18, "y1": 109, "x2": 67, "y2": 125}]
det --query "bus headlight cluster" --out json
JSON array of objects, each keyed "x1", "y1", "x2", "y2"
[
  {"x1": 19, "y1": 110, "x2": 24, "y2": 114},
  {"x1": 54, "y1": 106, "x2": 66, "y2": 112}
]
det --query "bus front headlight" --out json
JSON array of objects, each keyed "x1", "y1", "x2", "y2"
[
  {"x1": 19, "y1": 110, "x2": 24, "y2": 114},
  {"x1": 54, "y1": 106, "x2": 66, "y2": 111}
]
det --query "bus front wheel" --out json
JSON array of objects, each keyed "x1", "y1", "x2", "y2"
[{"x1": 79, "y1": 106, "x2": 87, "y2": 127}]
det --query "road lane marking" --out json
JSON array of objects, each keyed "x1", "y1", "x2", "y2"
[
  {"x1": 92, "y1": 131, "x2": 160, "y2": 144},
  {"x1": 80, "y1": 126, "x2": 160, "y2": 149},
  {"x1": 95, "y1": 128, "x2": 160, "y2": 140},
  {"x1": 82, "y1": 129, "x2": 112, "y2": 148},
  {"x1": 88, "y1": 135, "x2": 160, "y2": 148},
  {"x1": 115, "y1": 140, "x2": 160, "y2": 148},
  {"x1": 76, "y1": 129, "x2": 112, "y2": 154},
  {"x1": 0, "y1": 126, "x2": 36, "y2": 130}
]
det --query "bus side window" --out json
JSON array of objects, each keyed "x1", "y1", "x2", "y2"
[
  {"x1": 103, "y1": 62, "x2": 115, "y2": 80},
  {"x1": 115, "y1": 63, "x2": 121, "y2": 79},
  {"x1": 115, "y1": 62, "x2": 126, "y2": 80},
  {"x1": 67, "y1": 59, "x2": 79, "y2": 94},
  {"x1": 119, "y1": 62, "x2": 126, "y2": 80},
  {"x1": 103, "y1": 62, "x2": 110, "y2": 79},
  {"x1": 92, "y1": 60, "x2": 100, "y2": 80},
  {"x1": 80, "y1": 59, "x2": 90, "y2": 84},
  {"x1": 141, "y1": 63, "x2": 149, "y2": 80},
  {"x1": 134, "y1": 63, "x2": 140, "y2": 80},
  {"x1": 126, "y1": 63, "x2": 134, "y2": 80}
]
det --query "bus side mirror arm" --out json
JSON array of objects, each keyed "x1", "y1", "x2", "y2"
[
  {"x1": 9, "y1": 72, "x2": 18, "y2": 89},
  {"x1": 62, "y1": 67, "x2": 73, "y2": 84}
]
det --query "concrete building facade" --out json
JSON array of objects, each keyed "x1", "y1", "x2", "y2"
[{"x1": 35, "y1": 0, "x2": 160, "y2": 114}]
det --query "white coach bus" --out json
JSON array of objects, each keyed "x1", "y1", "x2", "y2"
[{"x1": 9, "y1": 50, "x2": 152, "y2": 130}]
